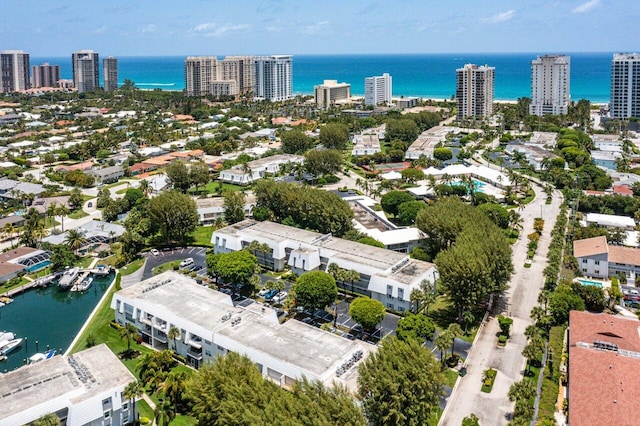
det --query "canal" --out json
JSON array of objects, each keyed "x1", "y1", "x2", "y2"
[{"x1": 0, "y1": 272, "x2": 114, "y2": 372}]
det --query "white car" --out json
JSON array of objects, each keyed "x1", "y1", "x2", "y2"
[
  {"x1": 258, "y1": 287, "x2": 268, "y2": 297},
  {"x1": 179, "y1": 257, "x2": 194, "y2": 268},
  {"x1": 150, "y1": 249, "x2": 159, "y2": 256},
  {"x1": 272, "y1": 291, "x2": 288, "y2": 304}
]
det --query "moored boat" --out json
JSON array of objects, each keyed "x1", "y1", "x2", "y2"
[
  {"x1": 58, "y1": 267, "x2": 80, "y2": 290},
  {"x1": 0, "y1": 338, "x2": 23, "y2": 355}
]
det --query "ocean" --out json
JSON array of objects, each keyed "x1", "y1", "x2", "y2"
[{"x1": 32, "y1": 53, "x2": 613, "y2": 103}]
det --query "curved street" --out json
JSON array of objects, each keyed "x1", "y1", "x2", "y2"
[{"x1": 440, "y1": 174, "x2": 563, "y2": 425}]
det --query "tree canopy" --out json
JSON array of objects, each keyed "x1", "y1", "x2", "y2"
[
  {"x1": 380, "y1": 191, "x2": 414, "y2": 217},
  {"x1": 165, "y1": 160, "x2": 191, "y2": 193},
  {"x1": 396, "y1": 313, "x2": 436, "y2": 342},
  {"x1": 358, "y1": 337, "x2": 444, "y2": 426},
  {"x1": 207, "y1": 250, "x2": 257, "y2": 286},
  {"x1": 319, "y1": 123, "x2": 350, "y2": 150},
  {"x1": 281, "y1": 129, "x2": 314, "y2": 154},
  {"x1": 223, "y1": 190, "x2": 246, "y2": 224},
  {"x1": 147, "y1": 190, "x2": 198, "y2": 244},
  {"x1": 349, "y1": 297, "x2": 386, "y2": 332},
  {"x1": 254, "y1": 180, "x2": 353, "y2": 237},
  {"x1": 293, "y1": 271, "x2": 338, "y2": 311},
  {"x1": 187, "y1": 352, "x2": 366, "y2": 426},
  {"x1": 305, "y1": 149, "x2": 343, "y2": 177}
]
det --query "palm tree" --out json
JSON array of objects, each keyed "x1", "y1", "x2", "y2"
[
  {"x1": 46, "y1": 202, "x2": 58, "y2": 231},
  {"x1": 508, "y1": 379, "x2": 536, "y2": 403},
  {"x1": 56, "y1": 204, "x2": 70, "y2": 232},
  {"x1": 462, "y1": 310, "x2": 475, "y2": 334},
  {"x1": 167, "y1": 326, "x2": 180, "y2": 351},
  {"x1": 157, "y1": 370, "x2": 188, "y2": 413},
  {"x1": 2, "y1": 223, "x2": 14, "y2": 248},
  {"x1": 154, "y1": 396, "x2": 175, "y2": 426},
  {"x1": 447, "y1": 323, "x2": 463, "y2": 358},
  {"x1": 344, "y1": 269, "x2": 360, "y2": 295},
  {"x1": 434, "y1": 330, "x2": 453, "y2": 363},
  {"x1": 139, "y1": 179, "x2": 151, "y2": 197},
  {"x1": 32, "y1": 224, "x2": 48, "y2": 246},
  {"x1": 64, "y1": 229, "x2": 87, "y2": 255},
  {"x1": 410, "y1": 288, "x2": 424, "y2": 313},
  {"x1": 123, "y1": 381, "x2": 144, "y2": 424},
  {"x1": 119, "y1": 322, "x2": 139, "y2": 352}
]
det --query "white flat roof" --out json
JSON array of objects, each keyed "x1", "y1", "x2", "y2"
[{"x1": 585, "y1": 213, "x2": 636, "y2": 229}]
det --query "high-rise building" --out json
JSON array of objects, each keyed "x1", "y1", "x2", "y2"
[
  {"x1": 364, "y1": 73, "x2": 392, "y2": 106},
  {"x1": 530, "y1": 55, "x2": 570, "y2": 116},
  {"x1": 219, "y1": 56, "x2": 254, "y2": 95},
  {"x1": 456, "y1": 64, "x2": 495, "y2": 120},
  {"x1": 184, "y1": 56, "x2": 219, "y2": 96},
  {"x1": 72, "y1": 50, "x2": 99, "y2": 93},
  {"x1": 1, "y1": 50, "x2": 30, "y2": 93},
  {"x1": 254, "y1": 55, "x2": 293, "y2": 102},
  {"x1": 103, "y1": 57, "x2": 118, "y2": 92},
  {"x1": 32, "y1": 63, "x2": 60, "y2": 88},
  {"x1": 610, "y1": 53, "x2": 640, "y2": 119},
  {"x1": 314, "y1": 80, "x2": 351, "y2": 108}
]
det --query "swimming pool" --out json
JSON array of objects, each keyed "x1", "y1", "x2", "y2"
[
  {"x1": 577, "y1": 279, "x2": 603, "y2": 288},
  {"x1": 450, "y1": 179, "x2": 487, "y2": 190},
  {"x1": 25, "y1": 260, "x2": 52, "y2": 273}
]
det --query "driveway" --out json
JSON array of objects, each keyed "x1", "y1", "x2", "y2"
[
  {"x1": 141, "y1": 246, "x2": 210, "y2": 280},
  {"x1": 440, "y1": 180, "x2": 563, "y2": 425}
]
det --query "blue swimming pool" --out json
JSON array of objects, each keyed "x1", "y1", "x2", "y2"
[
  {"x1": 577, "y1": 279, "x2": 603, "y2": 288},
  {"x1": 450, "y1": 179, "x2": 487, "y2": 189},
  {"x1": 25, "y1": 260, "x2": 52, "y2": 273}
]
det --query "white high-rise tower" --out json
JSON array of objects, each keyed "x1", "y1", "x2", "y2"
[
  {"x1": 530, "y1": 55, "x2": 571, "y2": 116},
  {"x1": 253, "y1": 55, "x2": 293, "y2": 102},
  {"x1": 456, "y1": 64, "x2": 494, "y2": 120},
  {"x1": 610, "y1": 53, "x2": 640, "y2": 119},
  {"x1": 364, "y1": 73, "x2": 392, "y2": 106}
]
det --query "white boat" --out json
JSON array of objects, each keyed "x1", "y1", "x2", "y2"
[
  {"x1": 59, "y1": 267, "x2": 80, "y2": 289},
  {"x1": 93, "y1": 264, "x2": 111, "y2": 275},
  {"x1": 0, "y1": 332, "x2": 15, "y2": 346},
  {"x1": 73, "y1": 277, "x2": 93, "y2": 292},
  {"x1": 0, "y1": 338, "x2": 23, "y2": 355},
  {"x1": 29, "y1": 349, "x2": 56, "y2": 364}
]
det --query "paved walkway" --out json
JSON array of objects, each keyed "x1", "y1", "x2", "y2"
[
  {"x1": 440, "y1": 181, "x2": 563, "y2": 425},
  {"x1": 121, "y1": 259, "x2": 147, "y2": 288}
]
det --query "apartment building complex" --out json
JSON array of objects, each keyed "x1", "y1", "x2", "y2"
[
  {"x1": 185, "y1": 55, "x2": 256, "y2": 98},
  {"x1": 72, "y1": 50, "x2": 100, "y2": 93},
  {"x1": 211, "y1": 220, "x2": 439, "y2": 312},
  {"x1": 314, "y1": 80, "x2": 351, "y2": 108},
  {"x1": 610, "y1": 53, "x2": 640, "y2": 118},
  {"x1": 254, "y1": 55, "x2": 293, "y2": 102},
  {"x1": 103, "y1": 56, "x2": 118, "y2": 92},
  {"x1": 32, "y1": 62, "x2": 60, "y2": 88},
  {"x1": 456, "y1": 64, "x2": 494, "y2": 120},
  {"x1": 530, "y1": 54, "x2": 571, "y2": 116},
  {"x1": 1, "y1": 50, "x2": 30, "y2": 93},
  {"x1": 364, "y1": 73, "x2": 392, "y2": 106}
]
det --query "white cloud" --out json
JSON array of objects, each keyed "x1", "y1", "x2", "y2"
[
  {"x1": 300, "y1": 21, "x2": 329, "y2": 35},
  {"x1": 266, "y1": 25, "x2": 283, "y2": 32},
  {"x1": 141, "y1": 24, "x2": 157, "y2": 34},
  {"x1": 92, "y1": 26, "x2": 107, "y2": 34},
  {"x1": 192, "y1": 22, "x2": 249, "y2": 37},
  {"x1": 572, "y1": 0, "x2": 600, "y2": 13},
  {"x1": 481, "y1": 10, "x2": 516, "y2": 24}
]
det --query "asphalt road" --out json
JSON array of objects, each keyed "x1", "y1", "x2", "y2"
[{"x1": 141, "y1": 246, "x2": 209, "y2": 280}]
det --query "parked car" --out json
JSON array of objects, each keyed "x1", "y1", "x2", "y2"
[
  {"x1": 258, "y1": 287, "x2": 269, "y2": 297},
  {"x1": 150, "y1": 249, "x2": 159, "y2": 256},
  {"x1": 264, "y1": 289, "x2": 279, "y2": 300},
  {"x1": 272, "y1": 291, "x2": 288, "y2": 304},
  {"x1": 179, "y1": 257, "x2": 194, "y2": 268}
]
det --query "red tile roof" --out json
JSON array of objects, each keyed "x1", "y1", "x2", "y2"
[
  {"x1": 568, "y1": 311, "x2": 640, "y2": 426},
  {"x1": 613, "y1": 185, "x2": 633, "y2": 196},
  {"x1": 573, "y1": 236, "x2": 608, "y2": 258}
]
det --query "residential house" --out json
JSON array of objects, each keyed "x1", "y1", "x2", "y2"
[
  {"x1": 219, "y1": 154, "x2": 304, "y2": 185},
  {"x1": 573, "y1": 236, "x2": 640, "y2": 283},
  {"x1": 87, "y1": 165, "x2": 125, "y2": 185}
]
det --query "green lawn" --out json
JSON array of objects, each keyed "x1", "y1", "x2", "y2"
[
  {"x1": 120, "y1": 258, "x2": 145, "y2": 276},
  {"x1": 170, "y1": 415, "x2": 198, "y2": 426},
  {"x1": 76, "y1": 256, "x2": 95, "y2": 268},
  {"x1": 152, "y1": 260, "x2": 181, "y2": 276},
  {"x1": 137, "y1": 399, "x2": 154, "y2": 424},
  {"x1": 68, "y1": 209, "x2": 89, "y2": 219},
  {"x1": 443, "y1": 368, "x2": 459, "y2": 388},
  {"x1": 187, "y1": 226, "x2": 214, "y2": 247}
]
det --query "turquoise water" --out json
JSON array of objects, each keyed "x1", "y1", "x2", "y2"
[
  {"x1": 25, "y1": 260, "x2": 51, "y2": 273},
  {"x1": 0, "y1": 272, "x2": 114, "y2": 372},
  {"x1": 451, "y1": 179, "x2": 487, "y2": 190},
  {"x1": 32, "y1": 52, "x2": 613, "y2": 102},
  {"x1": 578, "y1": 279, "x2": 603, "y2": 288}
]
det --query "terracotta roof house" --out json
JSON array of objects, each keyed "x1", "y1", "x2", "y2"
[
  {"x1": 574, "y1": 236, "x2": 640, "y2": 284},
  {"x1": 568, "y1": 311, "x2": 640, "y2": 426}
]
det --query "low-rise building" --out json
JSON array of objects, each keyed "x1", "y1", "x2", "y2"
[
  {"x1": 212, "y1": 220, "x2": 438, "y2": 312},
  {"x1": 584, "y1": 213, "x2": 636, "y2": 230},
  {"x1": 314, "y1": 80, "x2": 351, "y2": 108},
  {"x1": 591, "y1": 150, "x2": 622, "y2": 170},
  {"x1": 112, "y1": 271, "x2": 374, "y2": 390},
  {"x1": 395, "y1": 97, "x2": 419, "y2": 109},
  {"x1": 351, "y1": 134, "x2": 381, "y2": 157},
  {"x1": 0, "y1": 344, "x2": 136, "y2": 426},
  {"x1": 405, "y1": 126, "x2": 461, "y2": 160},
  {"x1": 505, "y1": 142, "x2": 559, "y2": 171},
  {"x1": 42, "y1": 221, "x2": 124, "y2": 254},
  {"x1": 196, "y1": 195, "x2": 256, "y2": 225},
  {"x1": 219, "y1": 154, "x2": 304, "y2": 185},
  {"x1": 574, "y1": 236, "x2": 640, "y2": 283},
  {"x1": 87, "y1": 165, "x2": 125, "y2": 185},
  {"x1": 567, "y1": 311, "x2": 640, "y2": 426},
  {"x1": 0, "y1": 178, "x2": 46, "y2": 201}
]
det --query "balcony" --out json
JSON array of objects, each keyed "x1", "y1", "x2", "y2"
[
  {"x1": 187, "y1": 349, "x2": 203, "y2": 360},
  {"x1": 186, "y1": 336, "x2": 203, "y2": 349},
  {"x1": 140, "y1": 316, "x2": 153, "y2": 326}
]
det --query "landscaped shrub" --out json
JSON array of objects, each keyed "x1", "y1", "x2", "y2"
[{"x1": 498, "y1": 334, "x2": 507, "y2": 345}]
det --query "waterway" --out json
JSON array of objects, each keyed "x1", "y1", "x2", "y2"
[{"x1": 0, "y1": 272, "x2": 114, "y2": 372}]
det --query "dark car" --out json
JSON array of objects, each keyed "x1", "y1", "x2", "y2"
[{"x1": 264, "y1": 289, "x2": 279, "y2": 300}]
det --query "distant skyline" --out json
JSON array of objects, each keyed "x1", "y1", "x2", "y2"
[{"x1": 2, "y1": 0, "x2": 639, "y2": 56}]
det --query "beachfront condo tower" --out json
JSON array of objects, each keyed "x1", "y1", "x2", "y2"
[
  {"x1": 530, "y1": 54, "x2": 571, "y2": 116},
  {"x1": 103, "y1": 57, "x2": 118, "y2": 92},
  {"x1": 314, "y1": 80, "x2": 351, "y2": 108},
  {"x1": 185, "y1": 56, "x2": 254, "y2": 98},
  {"x1": 32, "y1": 63, "x2": 60, "y2": 88},
  {"x1": 72, "y1": 50, "x2": 99, "y2": 93},
  {"x1": 1, "y1": 50, "x2": 30, "y2": 93},
  {"x1": 254, "y1": 55, "x2": 293, "y2": 102},
  {"x1": 610, "y1": 53, "x2": 640, "y2": 119},
  {"x1": 364, "y1": 73, "x2": 392, "y2": 106},
  {"x1": 456, "y1": 64, "x2": 495, "y2": 120}
]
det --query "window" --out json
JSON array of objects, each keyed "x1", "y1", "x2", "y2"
[
  {"x1": 595, "y1": 270, "x2": 600, "y2": 275},
  {"x1": 387, "y1": 303, "x2": 394, "y2": 310},
  {"x1": 123, "y1": 403, "x2": 129, "y2": 412},
  {"x1": 595, "y1": 260, "x2": 600, "y2": 265},
  {"x1": 582, "y1": 259, "x2": 587, "y2": 264},
  {"x1": 104, "y1": 411, "x2": 111, "y2": 419},
  {"x1": 582, "y1": 268, "x2": 587, "y2": 273},
  {"x1": 398, "y1": 288, "x2": 404, "y2": 300}
]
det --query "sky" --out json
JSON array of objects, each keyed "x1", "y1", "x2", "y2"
[{"x1": 2, "y1": 0, "x2": 639, "y2": 56}]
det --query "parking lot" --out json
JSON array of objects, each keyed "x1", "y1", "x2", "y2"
[
  {"x1": 142, "y1": 249, "x2": 400, "y2": 344},
  {"x1": 142, "y1": 246, "x2": 209, "y2": 280}
]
